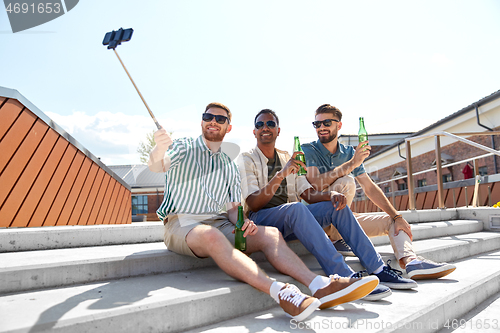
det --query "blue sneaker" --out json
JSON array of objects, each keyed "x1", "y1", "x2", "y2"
[
  {"x1": 374, "y1": 261, "x2": 418, "y2": 289},
  {"x1": 363, "y1": 284, "x2": 392, "y2": 301},
  {"x1": 351, "y1": 271, "x2": 392, "y2": 301},
  {"x1": 405, "y1": 257, "x2": 456, "y2": 280},
  {"x1": 334, "y1": 239, "x2": 355, "y2": 256}
]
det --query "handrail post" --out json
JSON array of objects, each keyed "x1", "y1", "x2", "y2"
[
  {"x1": 473, "y1": 158, "x2": 480, "y2": 177},
  {"x1": 435, "y1": 135, "x2": 445, "y2": 208},
  {"x1": 406, "y1": 140, "x2": 416, "y2": 210},
  {"x1": 391, "y1": 179, "x2": 396, "y2": 207}
]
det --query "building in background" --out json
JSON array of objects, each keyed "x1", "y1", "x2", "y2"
[
  {"x1": 109, "y1": 165, "x2": 164, "y2": 221},
  {"x1": 348, "y1": 89, "x2": 500, "y2": 212}
]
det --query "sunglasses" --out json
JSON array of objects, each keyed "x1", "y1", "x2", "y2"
[
  {"x1": 312, "y1": 119, "x2": 339, "y2": 129},
  {"x1": 255, "y1": 120, "x2": 277, "y2": 129},
  {"x1": 202, "y1": 112, "x2": 229, "y2": 124}
]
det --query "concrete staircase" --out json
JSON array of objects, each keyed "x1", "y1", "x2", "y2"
[{"x1": 1, "y1": 207, "x2": 500, "y2": 333}]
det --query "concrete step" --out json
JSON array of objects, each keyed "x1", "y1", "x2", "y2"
[
  {"x1": 370, "y1": 219, "x2": 483, "y2": 246},
  {"x1": 0, "y1": 240, "x2": 307, "y2": 295},
  {"x1": 0, "y1": 254, "x2": 322, "y2": 333},
  {"x1": 372, "y1": 231, "x2": 500, "y2": 270},
  {"x1": 437, "y1": 291, "x2": 500, "y2": 332},
  {"x1": 184, "y1": 249, "x2": 500, "y2": 333},
  {"x1": 2, "y1": 227, "x2": 499, "y2": 296},
  {"x1": 0, "y1": 222, "x2": 164, "y2": 253},
  {"x1": 2, "y1": 247, "x2": 498, "y2": 333},
  {"x1": 2, "y1": 205, "x2": 498, "y2": 253}
]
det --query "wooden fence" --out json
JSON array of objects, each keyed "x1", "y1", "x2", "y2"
[{"x1": 352, "y1": 181, "x2": 500, "y2": 213}]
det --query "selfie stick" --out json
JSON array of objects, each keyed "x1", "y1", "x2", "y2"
[{"x1": 102, "y1": 28, "x2": 162, "y2": 130}]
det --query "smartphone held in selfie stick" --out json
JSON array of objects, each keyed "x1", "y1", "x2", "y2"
[{"x1": 102, "y1": 28, "x2": 162, "y2": 130}]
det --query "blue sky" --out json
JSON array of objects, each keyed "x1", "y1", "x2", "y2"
[{"x1": 1, "y1": 0, "x2": 500, "y2": 165}]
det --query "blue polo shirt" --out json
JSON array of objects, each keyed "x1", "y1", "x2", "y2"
[{"x1": 302, "y1": 140, "x2": 366, "y2": 177}]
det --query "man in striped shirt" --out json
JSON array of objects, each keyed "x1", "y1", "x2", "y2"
[{"x1": 148, "y1": 103, "x2": 379, "y2": 322}]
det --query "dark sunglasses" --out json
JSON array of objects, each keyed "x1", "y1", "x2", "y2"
[
  {"x1": 255, "y1": 120, "x2": 277, "y2": 129},
  {"x1": 202, "y1": 112, "x2": 229, "y2": 124},
  {"x1": 312, "y1": 119, "x2": 339, "y2": 129}
]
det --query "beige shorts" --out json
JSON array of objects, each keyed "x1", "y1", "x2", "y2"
[{"x1": 163, "y1": 213, "x2": 235, "y2": 258}]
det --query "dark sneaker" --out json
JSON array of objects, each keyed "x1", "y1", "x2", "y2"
[
  {"x1": 375, "y1": 261, "x2": 418, "y2": 289},
  {"x1": 334, "y1": 239, "x2": 355, "y2": 256},
  {"x1": 313, "y1": 274, "x2": 379, "y2": 309},
  {"x1": 363, "y1": 284, "x2": 392, "y2": 301},
  {"x1": 405, "y1": 257, "x2": 456, "y2": 280},
  {"x1": 278, "y1": 284, "x2": 321, "y2": 321},
  {"x1": 351, "y1": 271, "x2": 392, "y2": 301}
]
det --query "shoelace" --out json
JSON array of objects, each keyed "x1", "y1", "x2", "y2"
[
  {"x1": 385, "y1": 260, "x2": 404, "y2": 278},
  {"x1": 351, "y1": 270, "x2": 368, "y2": 279},
  {"x1": 339, "y1": 239, "x2": 351, "y2": 249},
  {"x1": 278, "y1": 284, "x2": 306, "y2": 307}
]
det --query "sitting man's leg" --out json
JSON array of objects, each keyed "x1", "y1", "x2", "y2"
[
  {"x1": 246, "y1": 205, "x2": 381, "y2": 307},
  {"x1": 164, "y1": 214, "x2": 319, "y2": 321},
  {"x1": 307, "y1": 202, "x2": 418, "y2": 289},
  {"x1": 327, "y1": 176, "x2": 456, "y2": 280},
  {"x1": 165, "y1": 213, "x2": 377, "y2": 316},
  {"x1": 250, "y1": 202, "x2": 353, "y2": 277}
]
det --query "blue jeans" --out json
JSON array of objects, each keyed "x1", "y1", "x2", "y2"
[{"x1": 249, "y1": 202, "x2": 383, "y2": 277}]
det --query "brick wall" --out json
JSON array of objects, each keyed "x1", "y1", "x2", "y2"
[{"x1": 369, "y1": 129, "x2": 500, "y2": 187}]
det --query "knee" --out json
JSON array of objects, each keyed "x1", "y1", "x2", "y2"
[
  {"x1": 193, "y1": 226, "x2": 228, "y2": 252},
  {"x1": 258, "y1": 226, "x2": 283, "y2": 245},
  {"x1": 329, "y1": 176, "x2": 356, "y2": 205},
  {"x1": 263, "y1": 225, "x2": 282, "y2": 240},
  {"x1": 288, "y1": 202, "x2": 309, "y2": 214}
]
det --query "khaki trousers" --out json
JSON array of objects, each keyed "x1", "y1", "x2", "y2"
[{"x1": 324, "y1": 176, "x2": 415, "y2": 261}]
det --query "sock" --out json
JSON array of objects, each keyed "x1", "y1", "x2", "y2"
[
  {"x1": 308, "y1": 275, "x2": 331, "y2": 295},
  {"x1": 406, "y1": 258, "x2": 422, "y2": 266},
  {"x1": 269, "y1": 281, "x2": 286, "y2": 303},
  {"x1": 373, "y1": 265, "x2": 384, "y2": 274}
]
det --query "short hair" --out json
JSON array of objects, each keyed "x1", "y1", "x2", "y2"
[
  {"x1": 315, "y1": 104, "x2": 342, "y2": 121},
  {"x1": 254, "y1": 109, "x2": 279, "y2": 126},
  {"x1": 205, "y1": 102, "x2": 232, "y2": 123}
]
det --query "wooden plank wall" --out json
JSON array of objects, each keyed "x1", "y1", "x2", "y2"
[
  {"x1": 351, "y1": 182, "x2": 500, "y2": 213},
  {"x1": 0, "y1": 98, "x2": 131, "y2": 227}
]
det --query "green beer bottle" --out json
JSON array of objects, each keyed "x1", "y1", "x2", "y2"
[
  {"x1": 235, "y1": 206, "x2": 246, "y2": 251},
  {"x1": 293, "y1": 136, "x2": 307, "y2": 176},
  {"x1": 358, "y1": 117, "x2": 368, "y2": 149}
]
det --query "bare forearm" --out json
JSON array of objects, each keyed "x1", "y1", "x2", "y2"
[
  {"x1": 300, "y1": 188, "x2": 330, "y2": 204},
  {"x1": 365, "y1": 185, "x2": 398, "y2": 217},
  {"x1": 308, "y1": 161, "x2": 356, "y2": 191},
  {"x1": 245, "y1": 173, "x2": 284, "y2": 212},
  {"x1": 148, "y1": 145, "x2": 168, "y2": 173},
  {"x1": 226, "y1": 203, "x2": 239, "y2": 225}
]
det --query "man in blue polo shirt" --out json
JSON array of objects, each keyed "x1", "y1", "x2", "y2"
[{"x1": 302, "y1": 104, "x2": 456, "y2": 280}]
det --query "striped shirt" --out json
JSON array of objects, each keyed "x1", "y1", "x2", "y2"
[{"x1": 156, "y1": 135, "x2": 241, "y2": 220}]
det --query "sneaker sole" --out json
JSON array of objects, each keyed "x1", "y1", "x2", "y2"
[
  {"x1": 318, "y1": 277, "x2": 379, "y2": 310},
  {"x1": 286, "y1": 298, "x2": 321, "y2": 322},
  {"x1": 362, "y1": 288, "x2": 392, "y2": 301},
  {"x1": 380, "y1": 280, "x2": 418, "y2": 290},
  {"x1": 338, "y1": 251, "x2": 356, "y2": 257},
  {"x1": 408, "y1": 266, "x2": 456, "y2": 280}
]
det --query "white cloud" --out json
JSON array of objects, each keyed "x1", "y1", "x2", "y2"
[{"x1": 44, "y1": 110, "x2": 200, "y2": 166}]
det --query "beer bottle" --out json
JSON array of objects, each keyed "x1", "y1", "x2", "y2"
[
  {"x1": 293, "y1": 136, "x2": 307, "y2": 176},
  {"x1": 235, "y1": 206, "x2": 246, "y2": 251},
  {"x1": 358, "y1": 117, "x2": 368, "y2": 149}
]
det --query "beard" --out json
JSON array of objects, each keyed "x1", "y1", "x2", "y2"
[
  {"x1": 318, "y1": 130, "x2": 337, "y2": 143},
  {"x1": 202, "y1": 127, "x2": 226, "y2": 142}
]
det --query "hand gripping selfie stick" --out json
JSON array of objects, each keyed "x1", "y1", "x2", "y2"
[{"x1": 102, "y1": 28, "x2": 162, "y2": 130}]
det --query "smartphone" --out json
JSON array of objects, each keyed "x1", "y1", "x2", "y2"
[{"x1": 103, "y1": 28, "x2": 134, "y2": 49}]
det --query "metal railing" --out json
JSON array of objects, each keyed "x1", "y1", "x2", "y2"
[
  {"x1": 356, "y1": 151, "x2": 497, "y2": 209},
  {"x1": 405, "y1": 131, "x2": 500, "y2": 210}
]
